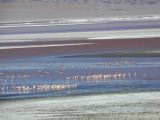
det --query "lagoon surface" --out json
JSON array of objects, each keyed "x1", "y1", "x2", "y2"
[
  {"x1": 1, "y1": 1, "x2": 160, "y2": 120},
  {"x1": 1, "y1": 57, "x2": 160, "y2": 120},
  {"x1": 0, "y1": 57, "x2": 160, "y2": 99}
]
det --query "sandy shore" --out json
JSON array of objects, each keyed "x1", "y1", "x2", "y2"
[{"x1": 0, "y1": 91, "x2": 160, "y2": 120}]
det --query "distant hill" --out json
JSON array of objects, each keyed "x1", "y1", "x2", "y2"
[
  {"x1": 0, "y1": 0, "x2": 160, "y2": 23},
  {"x1": 0, "y1": 0, "x2": 160, "y2": 5}
]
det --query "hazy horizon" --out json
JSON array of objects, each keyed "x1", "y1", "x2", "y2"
[{"x1": 0, "y1": 0, "x2": 160, "y2": 23}]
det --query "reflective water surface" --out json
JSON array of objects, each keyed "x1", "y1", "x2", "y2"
[{"x1": 0, "y1": 57, "x2": 160, "y2": 99}]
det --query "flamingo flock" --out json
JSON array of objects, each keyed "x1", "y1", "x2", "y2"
[
  {"x1": 0, "y1": 83, "x2": 78, "y2": 94},
  {"x1": 66, "y1": 72, "x2": 137, "y2": 81}
]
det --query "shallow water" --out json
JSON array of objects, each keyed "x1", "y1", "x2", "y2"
[{"x1": 0, "y1": 57, "x2": 160, "y2": 99}]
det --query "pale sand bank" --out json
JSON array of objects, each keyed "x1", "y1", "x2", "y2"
[{"x1": 0, "y1": 92, "x2": 160, "y2": 120}]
